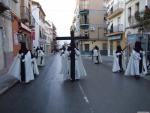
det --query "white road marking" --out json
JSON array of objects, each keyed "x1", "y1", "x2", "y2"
[{"x1": 78, "y1": 82, "x2": 95, "y2": 113}]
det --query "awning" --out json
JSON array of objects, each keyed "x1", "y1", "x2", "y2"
[
  {"x1": 20, "y1": 23, "x2": 31, "y2": 33},
  {"x1": 79, "y1": 9, "x2": 89, "y2": 15},
  {"x1": 108, "y1": 34, "x2": 121, "y2": 40}
]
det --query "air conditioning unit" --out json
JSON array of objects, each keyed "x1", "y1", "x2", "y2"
[{"x1": 90, "y1": 26, "x2": 95, "y2": 31}]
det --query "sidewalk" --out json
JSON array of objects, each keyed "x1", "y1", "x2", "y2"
[
  {"x1": 0, "y1": 54, "x2": 53, "y2": 95},
  {"x1": 0, "y1": 74, "x2": 18, "y2": 95}
]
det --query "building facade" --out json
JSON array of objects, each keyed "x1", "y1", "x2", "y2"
[
  {"x1": 0, "y1": 0, "x2": 20, "y2": 75},
  {"x1": 31, "y1": 1, "x2": 46, "y2": 51},
  {"x1": 19, "y1": 0, "x2": 33, "y2": 50},
  {"x1": 74, "y1": 0, "x2": 107, "y2": 55},
  {"x1": 125, "y1": 0, "x2": 150, "y2": 58},
  {"x1": 44, "y1": 21, "x2": 53, "y2": 53},
  {"x1": 105, "y1": 0, "x2": 126, "y2": 56}
]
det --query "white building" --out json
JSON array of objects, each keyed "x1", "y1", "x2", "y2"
[
  {"x1": 0, "y1": 0, "x2": 20, "y2": 74},
  {"x1": 105, "y1": 0, "x2": 126, "y2": 56},
  {"x1": 125, "y1": 0, "x2": 150, "y2": 56},
  {"x1": 31, "y1": 1, "x2": 46, "y2": 50},
  {"x1": 44, "y1": 21, "x2": 53, "y2": 53}
]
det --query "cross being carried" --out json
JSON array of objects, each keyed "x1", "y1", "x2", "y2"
[{"x1": 56, "y1": 25, "x2": 88, "y2": 81}]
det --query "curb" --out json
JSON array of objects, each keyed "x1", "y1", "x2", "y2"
[{"x1": 0, "y1": 78, "x2": 18, "y2": 95}]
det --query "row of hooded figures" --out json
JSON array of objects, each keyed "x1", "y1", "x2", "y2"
[
  {"x1": 91, "y1": 41, "x2": 148, "y2": 78},
  {"x1": 113, "y1": 41, "x2": 148, "y2": 78},
  {"x1": 7, "y1": 42, "x2": 45, "y2": 83}
]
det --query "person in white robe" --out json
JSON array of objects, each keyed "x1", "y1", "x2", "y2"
[
  {"x1": 93, "y1": 46, "x2": 102, "y2": 64},
  {"x1": 125, "y1": 41, "x2": 147, "y2": 77},
  {"x1": 30, "y1": 51, "x2": 39, "y2": 76},
  {"x1": 7, "y1": 54, "x2": 21, "y2": 80},
  {"x1": 24, "y1": 51, "x2": 35, "y2": 83},
  {"x1": 37, "y1": 48, "x2": 45, "y2": 66},
  {"x1": 60, "y1": 46, "x2": 70, "y2": 80},
  {"x1": 74, "y1": 48, "x2": 87, "y2": 80},
  {"x1": 112, "y1": 45, "x2": 124, "y2": 72},
  {"x1": 8, "y1": 43, "x2": 34, "y2": 83},
  {"x1": 61, "y1": 46, "x2": 87, "y2": 81}
]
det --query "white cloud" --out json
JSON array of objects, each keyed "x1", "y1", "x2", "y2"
[{"x1": 34, "y1": 0, "x2": 76, "y2": 36}]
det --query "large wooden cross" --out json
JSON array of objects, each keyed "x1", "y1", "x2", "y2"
[{"x1": 56, "y1": 30, "x2": 88, "y2": 81}]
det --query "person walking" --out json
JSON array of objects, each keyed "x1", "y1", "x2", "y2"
[
  {"x1": 93, "y1": 46, "x2": 102, "y2": 64},
  {"x1": 125, "y1": 41, "x2": 147, "y2": 78},
  {"x1": 37, "y1": 47, "x2": 45, "y2": 66},
  {"x1": 112, "y1": 45, "x2": 123, "y2": 72}
]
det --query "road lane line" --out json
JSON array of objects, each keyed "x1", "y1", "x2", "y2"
[{"x1": 78, "y1": 82, "x2": 95, "y2": 113}]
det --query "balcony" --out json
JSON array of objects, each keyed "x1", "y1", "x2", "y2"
[
  {"x1": 108, "y1": 24, "x2": 123, "y2": 33},
  {"x1": 80, "y1": 14, "x2": 89, "y2": 29},
  {"x1": 128, "y1": 16, "x2": 138, "y2": 28},
  {"x1": 107, "y1": 1, "x2": 124, "y2": 19},
  {"x1": 20, "y1": 6, "x2": 30, "y2": 23},
  {"x1": 0, "y1": 0, "x2": 10, "y2": 13}
]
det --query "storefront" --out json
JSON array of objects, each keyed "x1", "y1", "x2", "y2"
[
  {"x1": 126, "y1": 33, "x2": 150, "y2": 59},
  {"x1": 18, "y1": 23, "x2": 32, "y2": 50},
  {"x1": 107, "y1": 32, "x2": 125, "y2": 56}
]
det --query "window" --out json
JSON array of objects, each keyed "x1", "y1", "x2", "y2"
[
  {"x1": 135, "y1": 2, "x2": 139, "y2": 12},
  {"x1": 118, "y1": 17, "x2": 121, "y2": 25},
  {"x1": 128, "y1": 7, "x2": 131, "y2": 17},
  {"x1": 84, "y1": 44, "x2": 89, "y2": 52},
  {"x1": 102, "y1": 43, "x2": 107, "y2": 50}
]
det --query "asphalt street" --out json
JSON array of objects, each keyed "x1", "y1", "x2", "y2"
[{"x1": 0, "y1": 54, "x2": 150, "y2": 113}]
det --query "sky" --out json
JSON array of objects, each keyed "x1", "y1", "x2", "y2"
[{"x1": 35, "y1": 0, "x2": 76, "y2": 37}]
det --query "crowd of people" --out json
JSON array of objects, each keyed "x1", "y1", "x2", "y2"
[
  {"x1": 87, "y1": 41, "x2": 149, "y2": 79},
  {"x1": 8, "y1": 40, "x2": 150, "y2": 83},
  {"x1": 112, "y1": 41, "x2": 148, "y2": 79},
  {"x1": 60, "y1": 44, "x2": 87, "y2": 81},
  {"x1": 8, "y1": 42, "x2": 45, "y2": 84}
]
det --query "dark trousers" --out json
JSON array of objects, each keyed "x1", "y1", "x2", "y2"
[
  {"x1": 21, "y1": 61, "x2": 25, "y2": 82},
  {"x1": 96, "y1": 56, "x2": 99, "y2": 63},
  {"x1": 118, "y1": 56, "x2": 123, "y2": 71},
  {"x1": 139, "y1": 59, "x2": 143, "y2": 73},
  {"x1": 40, "y1": 57, "x2": 43, "y2": 64}
]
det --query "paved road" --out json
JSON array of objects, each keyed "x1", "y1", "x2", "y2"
[{"x1": 0, "y1": 54, "x2": 150, "y2": 113}]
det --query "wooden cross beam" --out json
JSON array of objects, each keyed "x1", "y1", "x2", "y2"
[{"x1": 56, "y1": 36, "x2": 88, "y2": 40}]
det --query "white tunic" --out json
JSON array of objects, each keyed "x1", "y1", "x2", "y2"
[
  {"x1": 7, "y1": 54, "x2": 21, "y2": 80},
  {"x1": 24, "y1": 52, "x2": 34, "y2": 83},
  {"x1": 112, "y1": 52, "x2": 120, "y2": 72},
  {"x1": 61, "y1": 49, "x2": 87, "y2": 80},
  {"x1": 61, "y1": 50, "x2": 70, "y2": 80},
  {"x1": 93, "y1": 49, "x2": 102, "y2": 63},
  {"x1": 8, "y1": 52, "x2": 35, "y2": 83},
  {"x1": 125, "y1": 50, "x2": 147, "y2": 76},
  {"x1": 31, "y1": 58, "x2": 39, "y2": 75},
  {"x1": 74, "y1": 49, "x2": 87, "y2": 79},
  {"x1": 37, "y1": 50, "x2": 45, "y2": 66}
]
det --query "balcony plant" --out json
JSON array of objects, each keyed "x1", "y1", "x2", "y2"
[{"x1": 135, "y1": 6, "x2": 150, "y2": 28}]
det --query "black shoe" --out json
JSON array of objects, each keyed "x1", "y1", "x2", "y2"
[{"x1": 135, "y1": 75, "x2": 140, "y2": 79}]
